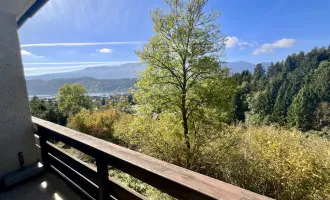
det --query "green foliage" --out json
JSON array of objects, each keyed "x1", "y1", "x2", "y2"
[
  {"x1": 310, "y1": 61, "x2": 330, "y2": 101},
  {"x1": 66, "y1": 109, "x2": 175, "y2": 199},
  {"x1": 135, "y1": 0, "x2": 236, "y2": 152},
  {"x1": 29, "y1": 96, "x2": 67, "y2": 125},
  {"x1": 67, "y1": 109, "x2": 120, "y2": 141},
  {"x1": 233, "y1": 70, "x2": 252, "y2": 121},
  {"x1": 245, "y1": 91, "x2": 270, "y2": 125},
  {"x1": 101, "y1": 97, "x2": 106, "y2": 106},
  {"x1": 221, "y1": 126, "x2": 330, "y2": 200},
  {"x1": 120, "y1": 112, "x2": 190, "y2": 166},
  {"x1": 288, "y1": 87, "x2": 317, "y2": 131},
  {"x1": 267, "y1": 62, "x2": 282, "y2": 78},
  {"x1": 112, "y1": 96, "x2": 133, "y2": 113},
  {"x1": 252, "y1": 63, "x2": 266, "y2": 91},
  {"x1": 57, "y1": 84, "x2": 93, "y2": 116},
  {"x1": 113, "y1": 111, "x2": 330, "y2": 199},
  {"x1": 313, "y1": 101, "x2": 330, "y2": 131},
  {"x1": 272, "y1": 81, "x2": 292, "y2": 125},
  {"x1": 239, "y1": 47, "x2": 330, "y2": 131}
]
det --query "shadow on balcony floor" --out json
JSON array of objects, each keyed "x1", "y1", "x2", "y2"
[{"x1": 0, "y1": 172, "x2": 88, "y2": 200}]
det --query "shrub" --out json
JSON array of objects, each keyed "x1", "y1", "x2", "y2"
[
  {"x1": 115, "y1": 112, "x2": 190, "y2": 167},
  {"x1": 218, "y1": 125, "x2": 330, "y2": 199},
  {"x1": 67, "y1": 109, "x2": 120, "y2": 141},
  {"x1": 118, "y1": 118, "x2": 330, "y2": 199},
  {"x1": 67, "y1": 109, "x2": 330, "y2": 199}
]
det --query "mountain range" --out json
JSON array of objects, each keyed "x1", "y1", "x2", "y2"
[
  {"x1": 27, "y1": 77, "x2": 136, "y2": 95},
  {"x1": 25, "y1": 61, "x2": 271, "y2": 95},
  {"x1": 26, "y1": 63, "x2": 147, "y2": 80},
  {"x1": 25, "y1": 61, "x2": 271, "y2": 80}
]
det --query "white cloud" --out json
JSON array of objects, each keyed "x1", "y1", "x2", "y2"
[
  {"x1": 237, "y1": 41, "x2": 253, "y2": 47},
  {"x1": 21, "y1": 49, "x2": 45, "y2": 60},
  {"x1": 98, "y1": 48, "x2": 113, "y2": 53},
  {"x1": 252, "y1": 38, "x2": 296, "y2": 55},
  {"x1": 21, "y1": 50, "x2": 32, "y2": 55},
  {"x1": 21, "y1": 41, "x2": 145, "y2": 47},
  {"x1": 225, "y1": 36, "x2": 239, "y2": 48},
  {"x1": 225, "y1": 36, "x2": 253, "y2": 49}
]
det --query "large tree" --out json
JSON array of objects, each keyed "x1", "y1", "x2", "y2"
[
  {"x1": 57, "y1": 84, "x2": 92, "y2": 116},
  {"x1": 135, "y1": 0, "x2": 234, "y2": 150}
]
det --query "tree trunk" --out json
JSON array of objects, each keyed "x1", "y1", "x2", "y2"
[{"x1": 181, "y1": 93, "x2": 190, "y2": 150}]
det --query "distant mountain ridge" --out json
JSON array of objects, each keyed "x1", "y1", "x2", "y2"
[
  {"x1": 226, "y1": 61, "x2": 271, "y2": 73},
  {"x1": 26, "y1": 77, "x2": 136, "y2": 95},
  {"x1": 26, "y1": 63, "x2": 147, "y2": 80},
  {"x1": 25, "y1": 61, "x2": 271, "y2": 80}
]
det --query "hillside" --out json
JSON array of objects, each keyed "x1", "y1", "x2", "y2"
[
  {"x1": 26, "y1": 63, "x2": 147, "y2": 80},
  {"x1": 234, "y1": 46, "x2": 330, "y2": 132},
  {"x1": 26, "y1": 77, "x2": 136, "y2": 95},
  {"x1": 25, "y1": 61, "x2": 271, "y2": 80}
]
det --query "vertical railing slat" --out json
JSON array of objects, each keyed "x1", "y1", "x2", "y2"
[
  {"x1": 39, "y1": 135, "x2": 50, "y2": 170},
  {"x1": 96, "y1": 157, "x2": 110, "y2": 200}
]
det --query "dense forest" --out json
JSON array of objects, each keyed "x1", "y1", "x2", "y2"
[
  {"x1": 29, "y1": 0, "x2": 330, "y2": 199},
  {"x1": 234, "y1": 47, "x2": 330, "y2": 134}
]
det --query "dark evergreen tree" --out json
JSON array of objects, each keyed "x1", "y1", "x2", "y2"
[
  {"x1": 267, "y1": 62, "x2": 282, "y2": 78},
  {"x1": 252, "y1": 63, "x2": 266, "y2": 91},
  {"x1": 234, "y1": 47, "x2": 330, "y2": 132}
]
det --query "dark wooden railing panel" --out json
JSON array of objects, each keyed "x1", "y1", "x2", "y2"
[
  {"x1": 106, "y1": 156, "x2": 219, "y2": 200},
  {"x1": 39, "y1": 135, "x2": 51, "y2": 170},
  {"x1": 48, "y1": 154, "x2": 99, "y2": 199},
  {"x1": 107, "y1": 177, "x2": 147, "y2": 200},
  {"x1": 34, "y1": 134, "x2": 42, "y2": 162},
  {"x1": 46, "y1": 142, "x2": 99, "y2": 185},
  {"x1": 96, "y1": 157, "x2": 111, "y2": 200},
  {"x1": 36, "y1": 121, "x2": 148, "y2": 200},
  {"x1": 33, "y1": 117, "x2": 272, "y2": 200},
  {"x1": 45, "y1": 139, "x2": 146, "y2": 199}
]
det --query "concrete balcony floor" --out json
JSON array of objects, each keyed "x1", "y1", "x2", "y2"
[{"x1": 0, "y1": 172, "x2": 88, "y2": 200}]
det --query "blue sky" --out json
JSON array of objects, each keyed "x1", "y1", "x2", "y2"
[{"x1": 19, "y1": 0, "x2": 330, "y2": 76}]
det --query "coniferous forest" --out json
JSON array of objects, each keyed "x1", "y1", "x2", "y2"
[{"x1": 234, "y1": 47, "x2": 330, "y2": 135}]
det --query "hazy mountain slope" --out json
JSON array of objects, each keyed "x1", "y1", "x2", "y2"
[
  {"x1": 26, "y1": 63, "x2": 147, "y2": 80},
  {"x1": 226, "y1": 61, "x2": 256, "y2": 73},
  {"x1": 261, "y1": 62, "x2": 271, "y2": 69},
  {"x1": 25, "y1": 61, "x2": 271, "y2": 80},
  {"x1": 226, "y1": 61, "x2": 271, "y2": 73},
  {"x1": 26, "y1": 77, "x2": 136, "y2": 95}
]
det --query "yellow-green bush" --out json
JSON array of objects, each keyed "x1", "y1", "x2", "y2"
[
  {"x1": 114, "y1": 112, "x2": 190, "y2": 167},
  {"x1": 116, "y1": 117, "x2": 330, "y2": 199},
  {"x1": 67, "y1": 109, "x2": 330, "y2": 199},
  {"x1": 67, "y1": 109, "x2": 120, "y2": 141},
  {"x1": 227, "y1": 126, "x2": 330, "y2": 199},
  {"x1": 185, "y1": 125, "x2": 330, "y2": 200}
]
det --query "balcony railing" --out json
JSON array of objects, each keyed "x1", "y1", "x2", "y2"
[{"x1": 32, "y1": 117, "x2": 271, "y2": 200}]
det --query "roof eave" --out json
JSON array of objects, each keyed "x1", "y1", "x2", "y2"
[{"x1": 17, "y1": 0, "x2": 49, "y2": 28}]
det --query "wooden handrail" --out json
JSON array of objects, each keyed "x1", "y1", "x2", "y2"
[{"x1": 32, "y1": 117, "x2": 272, "y2": 200}]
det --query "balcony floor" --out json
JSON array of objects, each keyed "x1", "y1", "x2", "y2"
[{"x1": 0, "y1": 172, "x2": 88, "y2": 200}]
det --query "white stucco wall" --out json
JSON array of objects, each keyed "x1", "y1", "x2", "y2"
[{"x1": 0, "y1": 11, "x2": 37, "y2": 177}]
